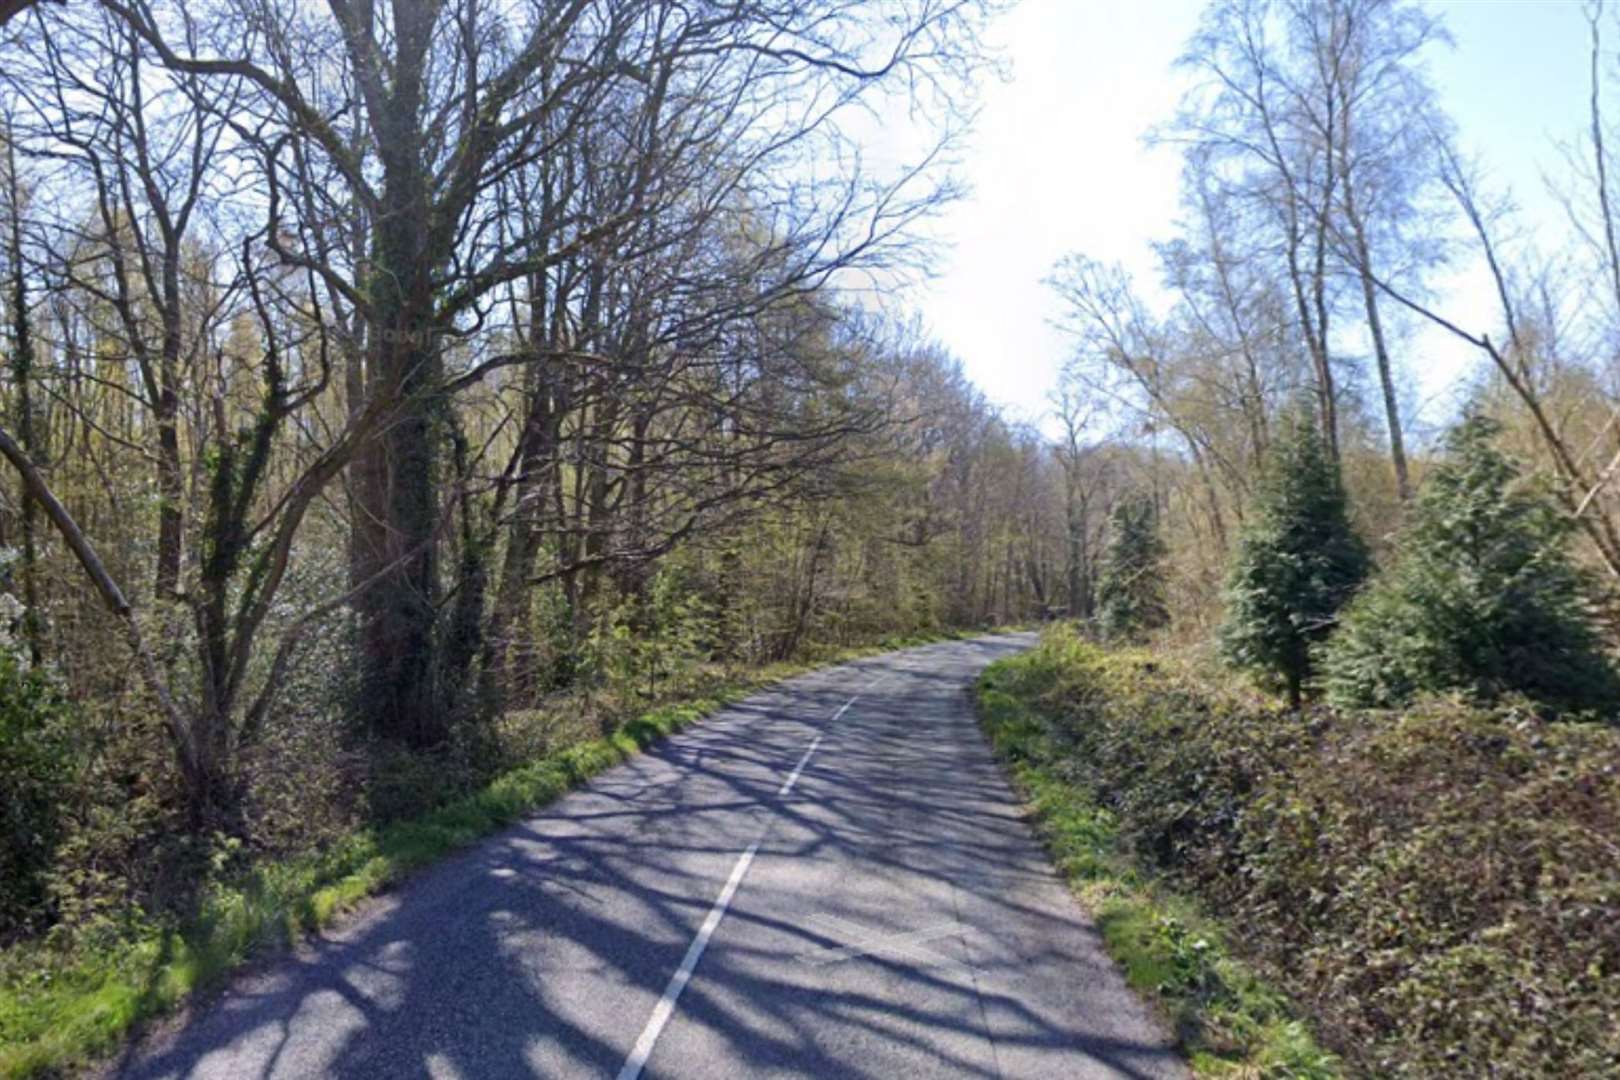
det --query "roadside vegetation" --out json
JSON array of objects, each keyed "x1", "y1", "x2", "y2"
[
  {"x1": 980, "y1": 394, "x2": 1620, "y2": 1076},
  {"x1": 977, "y1": 651, "x2": 1340, "y2": 1078},
  {"x1": 980, "y1": 627, "x2": 1619, "y2": 1078},
  {"x1": 1018, "y1": 6, "x2": 1620, "y2": 1065},
  {"x1": 1, "y1": 677, "x2": 744, "y2": 1079}
]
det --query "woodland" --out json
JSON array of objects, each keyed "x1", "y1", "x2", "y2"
[{"x1": 1, "y1": 0, "x2": 1619, "y2": 1076}]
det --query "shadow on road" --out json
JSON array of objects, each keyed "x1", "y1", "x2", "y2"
[{"x1": 118, "y1": 635, "x2": 1181, "y2": 1080}]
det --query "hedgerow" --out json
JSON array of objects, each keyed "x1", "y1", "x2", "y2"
[{"x1": 996, "y1": 625, "x2": 1620, "y2": 1078}]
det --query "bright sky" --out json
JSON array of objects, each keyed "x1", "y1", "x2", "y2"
[{"x1": 909, "y1": 0, "x2": 1596, "y2": 436}]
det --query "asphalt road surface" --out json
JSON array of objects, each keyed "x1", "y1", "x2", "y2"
[{"x1": 115, "y1": 634, "x2": 1186, "y2": 1080}]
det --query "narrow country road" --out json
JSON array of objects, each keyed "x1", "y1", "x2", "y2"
[{"x1": 115, "y1": 634, "x2": 1185, "y2": 1080}]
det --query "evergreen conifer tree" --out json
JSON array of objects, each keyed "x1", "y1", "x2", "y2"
[
  {"x1": 1221, "y1": 411, "x2": 1369, "y2": 707},
  {"x1": 1320, "y1": 414, "x2": 1620, "y2": 716},
  {"x1": 1097, "y1": 494, "x2": 1169, "y2": 641}
]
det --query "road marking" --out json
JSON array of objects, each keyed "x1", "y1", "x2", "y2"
[
  {"x1": 777, "y1": 732, "x2": 823, "y2": 796},
  {"x1": 796, "y1": 914, "x2": 963, "y2": 970},
  {"x1": 616, "y1": 834, "x2": 761, "y2": 1080},
  {"x1": 616, "y1": 685, "x2": 872, "y2": 1080}
]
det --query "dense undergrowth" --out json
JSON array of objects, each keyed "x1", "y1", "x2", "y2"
[
  {"x1": 0, "y1": 628, "x2": 971, "y2": 1079},
  {"x1": 980, "y1": 625, "x2": 1620, "y2": 1078}
]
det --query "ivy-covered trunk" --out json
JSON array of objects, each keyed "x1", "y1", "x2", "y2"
[
  {"x1": 154, "y1": 249, "x2": 185, "y2": 601},
  {"x1": 353, "y1": 105, "x2": 448, "y2": 747},
  {"x1": 353, "y1": 319, "x2": 445, "y2": 748}
]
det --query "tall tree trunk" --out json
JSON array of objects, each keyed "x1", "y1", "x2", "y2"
[
  {"x1": 4, "y1": 131, "x2": 41, "y2": 661},
  {"x1": 153, "y1": 250, "x2": 184, "y2": 600},
  {"x1": 1309, "y1": 236, "x2": 1339, "y2": 460},
  {"x1": 346, "y1": 0, "x2": 449, "y2": 746},
  {"x1": 781, "y1": 519, "x2": 829, "y2": 659},
  {"x1": 440, "y1": 418, "x2": 489, "y2": 707},
  {"x1": 353, "y1": 237, "x2": 445, "y2": 746},
  {"x1": 353, "y1": 325, "x2": 443, "y2": 746},
  {"x1": 483, "y1": 360, "x2": 557, "y2": 705},
  {"x1": 1187, "y1": 440, "x2": 1228, "y2": 551},
  {"x1": 578, "y1": 396, "x2": 620, "y2": 618},
  {"x1": 1285, "y1": 244, "x2": 1339, "y2": 462},
  {"x1": 345, "y1": 339, "x2": 369, "y2": 595},
  {"x1": 1354, "y1": 243, "x2": 1410, "y2": 501},
  {"x1": 1065, "y1": 487, "x2": 1088, "y2": 620},
  {"x1": 616, "y1": 406, "x2": 652, "y2": 602},
  {"x1": 1342, "y1": 147, "x2": 1412, "y2": 501}
]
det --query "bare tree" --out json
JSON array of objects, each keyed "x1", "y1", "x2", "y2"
[
  {"x1": 1368, "y1": 128, "x2": 1620, "y2": 580},
  {"x1": 85, "y1": 0, "x2": 988, "y2": 745},
  {"x1": 1171, "y1": 0, "x2": 1345, "y2": 460},
  {"x1": 1301, "y1": 0, "x2": 1448, "y2": 502},
  {"x1": 1051, "y1": 381, "x2": 1103, "y2": 620},
  {"x1": 1049, "y1": 255, "x2": 1235, "y2": 549}
]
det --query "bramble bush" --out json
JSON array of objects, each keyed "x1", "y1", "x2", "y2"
[{"x1": 1009, "y1": 625, "x2": 1620, "y2": 1078}]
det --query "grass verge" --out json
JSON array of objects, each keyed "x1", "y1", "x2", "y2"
[
  {"x1": 0, "y1": 629, "x2": 997, "y2": 1079},
  {"x1": 975, "y1": 652, "x2": 1340, "y2": 1079}
]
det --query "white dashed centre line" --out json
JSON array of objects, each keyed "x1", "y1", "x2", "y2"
[{"x1": 616, "y1": 677, "x2": 884, "y2": 1080}]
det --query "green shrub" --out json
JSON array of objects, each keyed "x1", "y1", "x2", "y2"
[
  {"x1": 1319, "y1": 414, "x2": 1620, "y2": 717},
  {"x1": 0, "y1": 644, "x2": 75, "y2": 935},
  {"x1": 1001, "y1": 625, "x2": 1620, "y2": 1077}
]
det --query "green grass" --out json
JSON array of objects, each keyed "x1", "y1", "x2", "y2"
[
  {"x1": 0, "y1": 629, "x2": 1013, "y2": 1079},
  {"x1": 975, "y1": 658, "x2": 1341, "y2": 1079}
]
